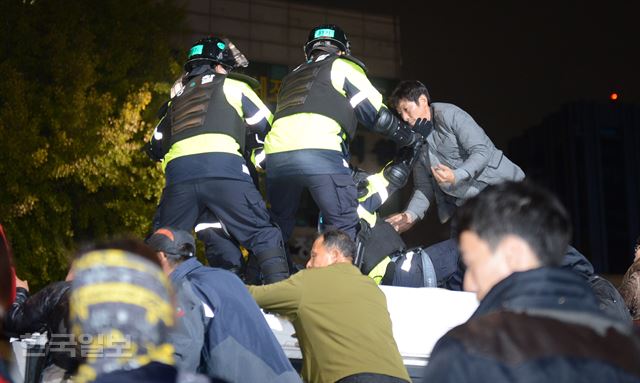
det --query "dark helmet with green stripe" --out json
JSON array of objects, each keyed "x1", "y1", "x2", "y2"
[
  {"x1": 184, "y1": 36, "x2": 248, "y2": 72},
  {"x1": 304, "y1": 24, "x2": 351, "y2": 60}
]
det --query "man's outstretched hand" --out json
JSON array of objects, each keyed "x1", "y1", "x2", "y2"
[{"x1": 385, "y1": 212, "x2": 416, "y2": 233}]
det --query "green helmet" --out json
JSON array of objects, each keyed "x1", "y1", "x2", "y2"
[
  {"x1": 304, "y1": 24, "x2": 351, "y2": 59},
  {"x1": 184, "y1": 36, "x2": 247, "y2": 72}
]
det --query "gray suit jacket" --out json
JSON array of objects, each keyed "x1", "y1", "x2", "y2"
[{"x1": 406, "y1": 102, "x2": 524, "y2": 223}]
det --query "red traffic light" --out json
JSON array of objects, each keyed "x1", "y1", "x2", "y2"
[{"x1": 610, "y1": 92, "x2": 619, "y2": 101}]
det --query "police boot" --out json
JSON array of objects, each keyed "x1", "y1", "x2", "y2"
[{"x1": 255, "y1": 247, "x2": 290, "y2": 284}]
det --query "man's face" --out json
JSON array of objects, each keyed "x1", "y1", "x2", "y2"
[
  {"x1": 395, "y1": 94, "x2": 430, "y2": 127},
  {"x1": 460, "y1": 231, "x2": 512, "y2": 300},
  {"x1": 306, "y1": 237, "x2": 337, "y2": 269}
]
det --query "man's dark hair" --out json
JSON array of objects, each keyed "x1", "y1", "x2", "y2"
[
  {"x1": 389, "y1": 80, "x2": 431, "y2": 109},
  {"x1": 456, "y1": 181, "x2": 572, "y2": 267},
  {"x1": 162, "y1": 243, "x2": 195, "y2": 266},
  {"x1": 320, "y1": 229, "x2": 356, "y2": 260}
]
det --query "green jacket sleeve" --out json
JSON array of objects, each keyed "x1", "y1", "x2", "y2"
[{"x1": 247, "y1": 272, "x2": 304, "y2": 318}]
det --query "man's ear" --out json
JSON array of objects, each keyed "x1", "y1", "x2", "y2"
[
  {"x1": 214, "y1": 64, "x2": 228, "y2": 74},
  {"x1": 330, "y1": 248, "x2": 341, "y2": 263},
  {"x1": 501, "y1": 235, "x2": 541, "y2": 272},
  {"x1": 418, "y1": 94, "x2": 430, "y2": 108}
]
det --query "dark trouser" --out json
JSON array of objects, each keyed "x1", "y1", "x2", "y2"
[
  {"x1": 336, "y1": 373, "x2": 409, "y2": 383},
  {"x1": 155, "y1": 177, "x2": 289, "y2": 283},
  {"x1": 267, "y1": 173, "x2": 358, "y2": 242},
  {"x1": 195, "y1": 224, "x2": 244, "y2": 274}
]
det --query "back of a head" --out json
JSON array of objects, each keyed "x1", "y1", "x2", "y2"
[
  {"x1": 389, "y1": 80, "x2": 431, "y2": 109},
  {"x1": 145, "y1": 227, "x2": 196, "y2": 266},
  {"x1": 70, "y1": 249, "x2": 175, "y2": 381},
  {"x1": 456, "y1": 181, "x2": 572, "y2": 267},
  {"x1": 321, "y1": 229, "x2": 356, "y2": 262}
]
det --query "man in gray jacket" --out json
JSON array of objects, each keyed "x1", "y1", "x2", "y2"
[{"x1": 386, "y1": 81, "x2": 524, "y2": 233}]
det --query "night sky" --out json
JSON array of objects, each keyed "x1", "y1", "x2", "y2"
[{"x1": 297, "y1": 0, "x2": 639, "y2": 148}]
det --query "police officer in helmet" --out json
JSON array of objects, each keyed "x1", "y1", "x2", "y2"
[
  {"x1": 147, "y1": 36, "x2": 289, "y2": 284},
  {"x1": 265, "y1": 24, "x2": 423, "y2": 244}
]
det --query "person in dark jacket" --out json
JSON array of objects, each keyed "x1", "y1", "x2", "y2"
[
  {"x1": 422, "y1": 181, "x2": 640, "y2": 383},
  {"x1": 146, "y1": 227, "x2": 301, "y2": 383},
  {"x1": 561, "y1": 246, "x2": 632, "y2": 323},
  {"x1": 5, "y1": 276, "x2": 76, "y2": 380}
]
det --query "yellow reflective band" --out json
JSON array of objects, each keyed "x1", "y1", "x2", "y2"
[
  {"x1": 251, "y1": 147, "x2": 266, "y2": 171},
  {"x1": 369, "y1": 256, "x2": 392, "y2": 284},
  {"x1": 367, "y1": 172, "x2": 390, "y2": 203},
  {"x1": 331, "y1": 58, "x2": 385, "y2": 112},
  {"x1": 265, "y1": 113, "x2": 343, "y2": 153},
  {"x1": 71, "y1": 282, "x2": 174, "y2": 326},
  {"x1": 223, "y1": 79, "x2": 245, "y2": 117},
  {"x1": 73, "y1": 250, "x2": 171, "y2": 291},
  {"x1": 162, "y1": 134, "x2": 241, "y2": 171},
  {"x1": 357, "y1": 205, "x2": 377, "y2": 227}
]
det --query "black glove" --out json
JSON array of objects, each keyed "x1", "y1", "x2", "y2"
[{"x1": 413, "y1": 118, "x2": 433, "y2": 139}]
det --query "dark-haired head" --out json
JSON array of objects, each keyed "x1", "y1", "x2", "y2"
[
  {"x1": 456, "y1": 181, "x2": 572, "y2": 299},
  {"x1": 306, "y1": 229, "x2": 355, "y2": 269},
  {"x1": 389, "y1": 80, "x2": 431, "y2": 110},
  {"x1": 457, "y1": 181, "x2": 571, "y2": 266}
]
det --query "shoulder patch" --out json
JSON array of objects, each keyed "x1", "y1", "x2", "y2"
[{"x1": 201, "y1": 74, "x2": 215, "y2": 84}]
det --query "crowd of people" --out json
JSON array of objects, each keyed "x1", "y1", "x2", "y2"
[{"x1": 2, "y1": 23, "x2": 640, "y2": 383}]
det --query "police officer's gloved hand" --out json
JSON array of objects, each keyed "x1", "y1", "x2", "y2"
[{"x1": 413, "y1": 118, "x2": 433, "y2": 139}]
